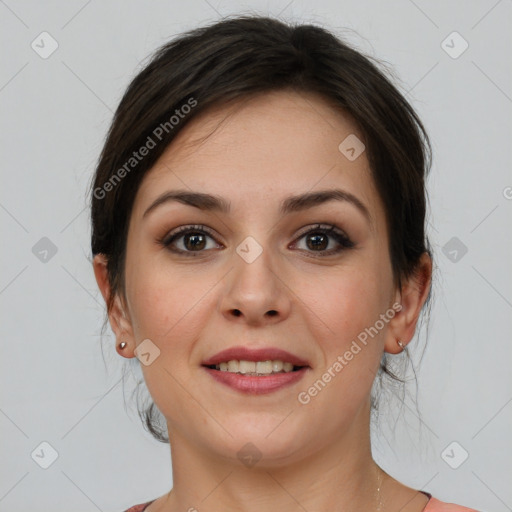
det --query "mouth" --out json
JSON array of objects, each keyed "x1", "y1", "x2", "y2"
[
  {"x1": 201, "y1": 345, "x2": 311, "y2": 373},
  {"x1": 203, "y1": 360, "x2": 306, "y2": 376},
  {"x1": 201, "y1": 346, "x2": 311, "y2": 394}
]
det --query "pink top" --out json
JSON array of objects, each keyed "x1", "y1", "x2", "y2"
[
  {"x1": 424, "y1": 497, "x2": 479, "y2": 511},
  {"x1": 123, "y1": 495, "x2": 479, "y2": 511}
]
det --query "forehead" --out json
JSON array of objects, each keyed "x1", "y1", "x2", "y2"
[{"x1": 133, "y1": 90, "x2": 383, "y2": 223}]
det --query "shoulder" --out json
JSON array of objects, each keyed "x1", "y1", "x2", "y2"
[
  {"x1": 123, "y1": 500, "x2": 155, "y2": 512},
  {"x1": 425, "y1": 497, "x2": 481, "y2": 512}
]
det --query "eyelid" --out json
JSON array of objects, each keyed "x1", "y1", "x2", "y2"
[
  {"x1": 294, "y1": 223, "x2": 346, "y2": 238},
  {"x1": 290, "y1": 223, "x2": 354, "y2": 251},
  {"x1": 293, "y1": 223, "x2": 352, "y2": 243}
]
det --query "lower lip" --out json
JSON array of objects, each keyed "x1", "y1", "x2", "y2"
[{"x1": 202, "y1": 366, "x2": 309, "y2": 395}]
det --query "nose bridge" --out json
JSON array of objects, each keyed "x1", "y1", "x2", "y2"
[{"x1": 221, "y1": 235, "x2": 290, "y2": 323}]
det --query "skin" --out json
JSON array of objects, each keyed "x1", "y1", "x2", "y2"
[{"x1": 94, "y1": 90, "x2": 432, "y2": 512}]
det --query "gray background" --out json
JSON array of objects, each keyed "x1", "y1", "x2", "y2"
[{"x1": 1, "y1": 1, "x2": 511, "y2": 511}]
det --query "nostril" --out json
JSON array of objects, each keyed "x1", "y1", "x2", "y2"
[
  {"x1": 232, "y1": 309, "x2": 242, "y2": 317},
  {"x1": 266, "y1": 310, "x2": 278, "y2": 317}
]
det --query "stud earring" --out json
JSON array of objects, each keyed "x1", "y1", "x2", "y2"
[
  {"x1": 118, "y1": 341, "x2": 127, "y2": 350},
  {"x1": 396, "y1": 339, "x2": 406, "y2": 351}
]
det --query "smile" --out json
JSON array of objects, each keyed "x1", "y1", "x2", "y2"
[
  {"x1": 201, "y1": 345, "x2": 311, "y2": 394},
  {"x1": 205, "y1": 359, "x2": 303, "y2": 375}
]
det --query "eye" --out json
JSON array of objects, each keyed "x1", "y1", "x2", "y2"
[
  {"x1": 291, "y1": 224, "x2": 354, "y2": 256},
  {"x1": 159, "y1": 225, "x2": 222, "y2": 255},
  {"x1": 158, "y1": 223, "x2": 354, "y2": 257}
]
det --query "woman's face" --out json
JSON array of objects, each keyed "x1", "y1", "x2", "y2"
[{"x1": 118, "y1": 90, "x2": 404, "y2": 465}]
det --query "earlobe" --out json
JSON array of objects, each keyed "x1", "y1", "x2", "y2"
[
  {"x1": 383, "y1": 252, "x2": 432, "y2": 354},
  {"x1": 92, "y1": 254, "x2": 135, "y2": 358}
]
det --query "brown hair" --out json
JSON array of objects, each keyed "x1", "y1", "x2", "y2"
[{"x1": 90, "y1": 15, "x2": 433, "y2": 442}]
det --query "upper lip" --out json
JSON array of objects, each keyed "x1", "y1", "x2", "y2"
[{"x1": 202, "y1": 346, "x2": 311, "y2": 367}]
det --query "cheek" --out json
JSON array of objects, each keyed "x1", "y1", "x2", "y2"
[
  {"x1": 294, "y1": 272, "x2": 387, "y2": 424},
  {"x1": 128, "y1": 267, "x2": 208, "y2": 342},
  {"x1": 301, "y1": 267, "x2": 387, "y2": 345},
  {"x1": 125, "y1": 266, "x2": 212, "y2": 415},
  {"x1": 128, "y1": 273, "x2": 174, "y2": 339}
]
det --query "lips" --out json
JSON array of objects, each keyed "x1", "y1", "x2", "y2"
[{"x1": 201, "y1": 345, "x2": 311, "y2": 368}]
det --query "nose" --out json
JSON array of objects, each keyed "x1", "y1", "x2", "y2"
[{"x1": 220, "y1": 244, "x2": 291, "y2": 326}]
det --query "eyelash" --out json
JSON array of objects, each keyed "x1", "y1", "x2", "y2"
[{"x1": 158, "y1": 223, "x2": 355, "y2": 257}]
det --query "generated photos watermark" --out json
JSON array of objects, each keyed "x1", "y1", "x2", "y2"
[
  {"x1": 297, "y1": 302, "x2": 402, "y2": 404},
  {"x1": 93, "y1": 96, "x2": 198, "y2": 200}
]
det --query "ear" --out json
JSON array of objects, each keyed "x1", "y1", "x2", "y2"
[
  {"x1": 384, "y1": 252, "x2": 432, "y2": 354},
  {"x1": 93, "y1": 254, "x2": 135, "y2": 358}
]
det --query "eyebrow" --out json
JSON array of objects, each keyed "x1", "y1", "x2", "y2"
[{"x1": 143, "y1": 188, "x2": 373, "y2": 228}]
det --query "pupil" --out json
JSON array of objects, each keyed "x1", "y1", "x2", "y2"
[
  {"x1": 186, "y1": 233, "x2": 206, "y2": 250},
  {"x1": 307, "y1": 233, "x2": 327, "y2": 250}
]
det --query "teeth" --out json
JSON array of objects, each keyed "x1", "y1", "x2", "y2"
[
  {"x1": 215, "y1": 360, "x2": 298, "y2": 375},
  {"x1": 272, "y1": 360, "x2": 283, "y2": 372},
  {"x1": 256, "y1": 361, "x2": 273, "y2": 373},
  {"x1": 239, "y1": 360, "x2": 255, "y2": 374}
]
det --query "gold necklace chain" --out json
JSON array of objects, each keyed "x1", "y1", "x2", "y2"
[
  {"x1": 375, "y1": 465, "x2": 384, "y2": 512},
  {"x1": 161, "y1": 467, "x2": 385, "y2": 511}
]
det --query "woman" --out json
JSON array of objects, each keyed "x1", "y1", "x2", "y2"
[{"x1": 90, "y1": 15, "x2": 478, "y2": 512}]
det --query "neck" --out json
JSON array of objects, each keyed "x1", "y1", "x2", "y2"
[{"x1": 161, "y1": 404, "x2": 385, "y2": 512}]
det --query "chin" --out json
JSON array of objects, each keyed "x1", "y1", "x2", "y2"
[{"x1": 206, "y1": 421, "x2": 311, "y2": 467}]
